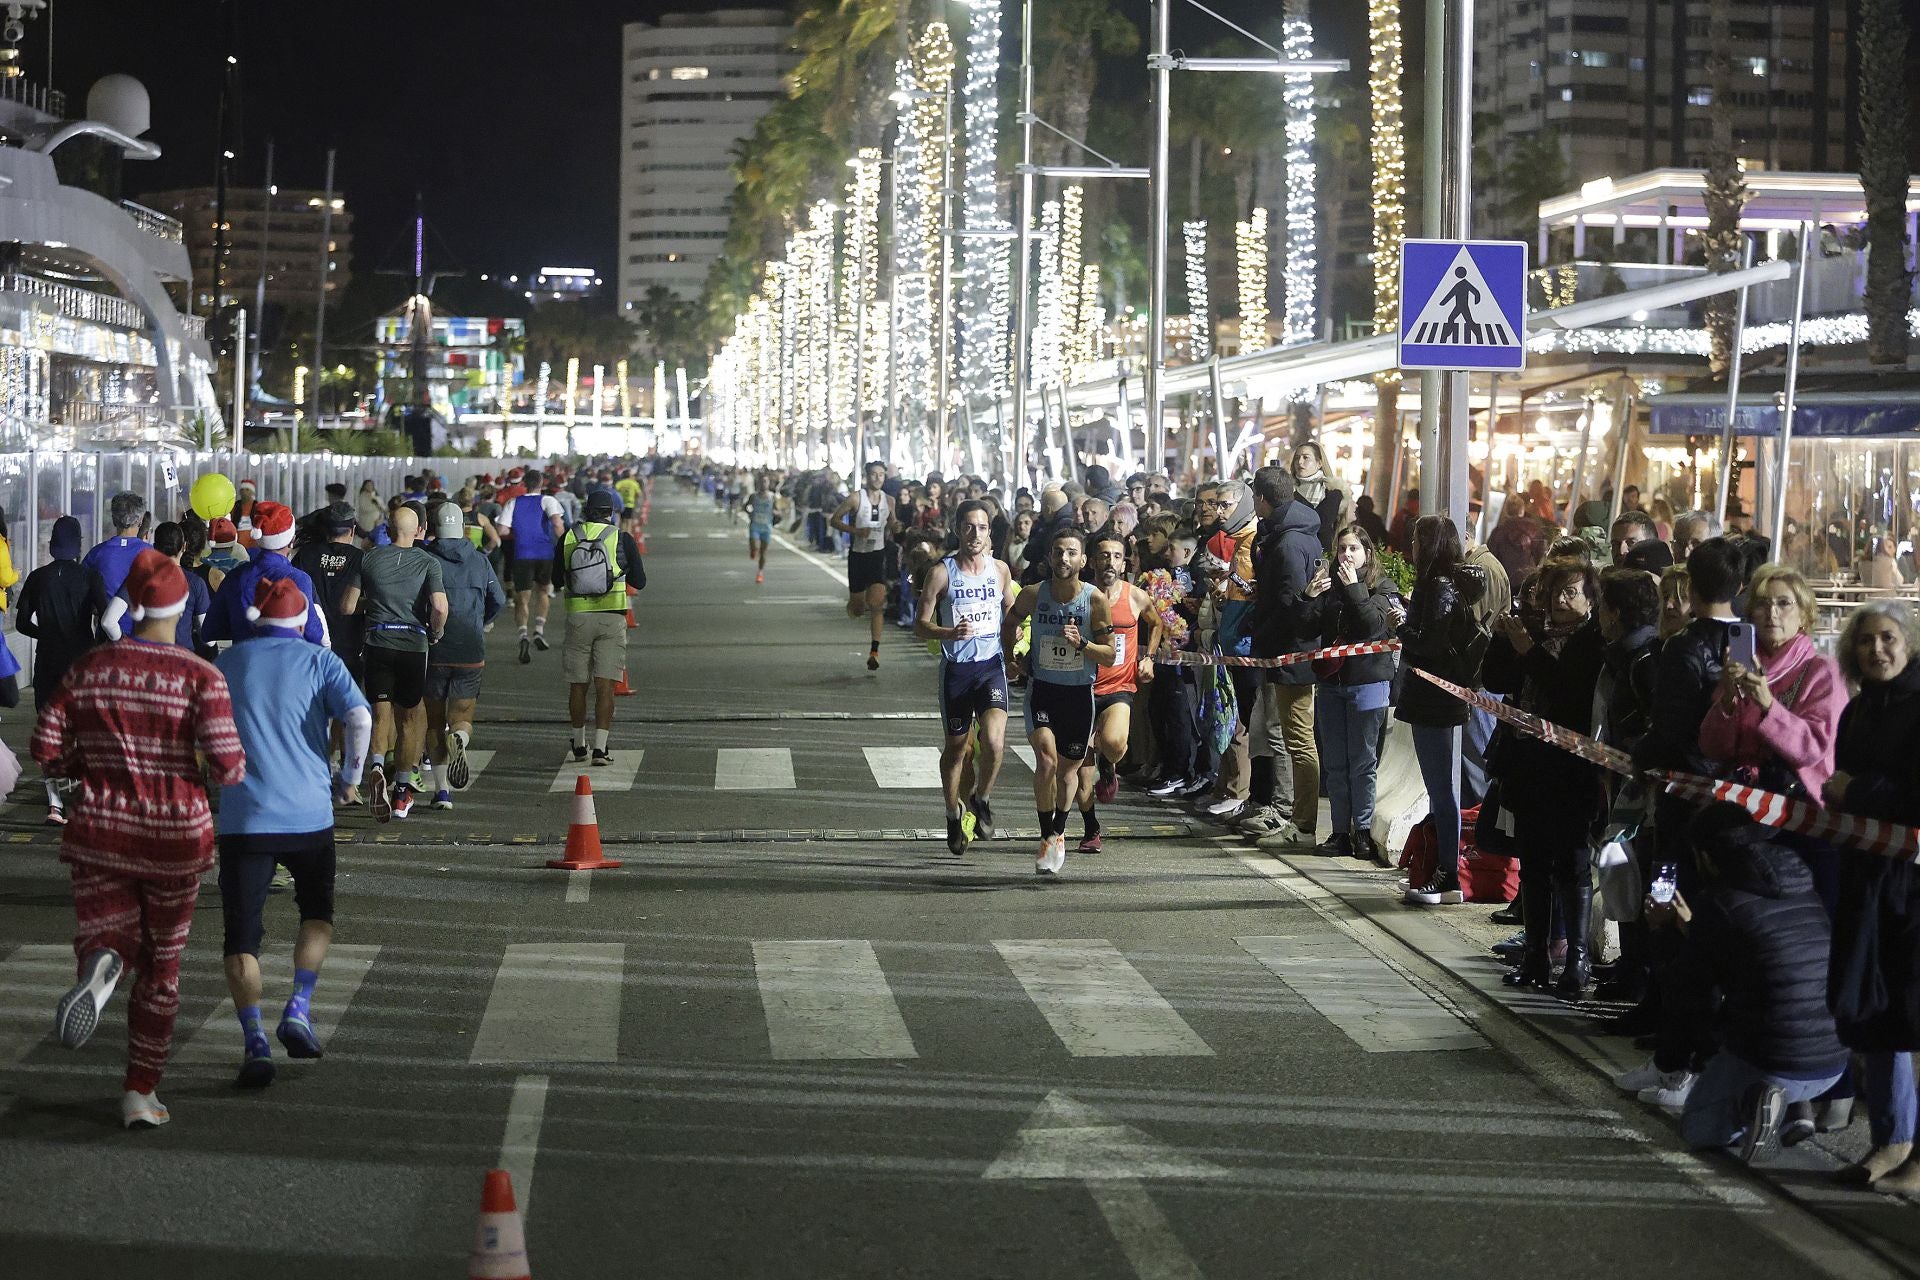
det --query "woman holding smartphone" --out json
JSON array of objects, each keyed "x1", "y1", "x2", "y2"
[{"x1": 1302, "y1": 525, "x2": 1397, "y2": 864}]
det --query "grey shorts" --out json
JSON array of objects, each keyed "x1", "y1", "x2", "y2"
[
  {"x1": 426, "y1": 665, "x2": 484, "y2": 701},
  {"x1": 564, "y1": 609, "x2": 628, "y2": 683}
]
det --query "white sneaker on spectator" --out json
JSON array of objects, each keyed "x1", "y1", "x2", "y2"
[
  {"x1": 1205, "y1": 797, "x2": 1245, "y2": 818},
  {"x1": 1637, "y1": 1070, "x2": 1696, "y2": 1109},
  {"x1": 1612, "y1": 1058, "x2": 1663, "y2": 1093}
]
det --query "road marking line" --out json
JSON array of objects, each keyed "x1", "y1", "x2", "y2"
[
  {"x1": 862, "y1": 745, "x2": 942, "y2": 789},
  {"x1": 178, "y1": 945, "x2": 382, "y2": 1064},
  {"x1": 769, "y1": 529, "x2": 851, "y2": 591},
  {"x1": 716, "y1": 747, "x2": 797, "y2": 790},
  {"x1": 993, "y1": 940, "x2": 1214, "y2": 1058},
  {"x1": 1009, "y1": 745, "x2": 1037, "y2": 772},
  {"x1": 666, "y1": 532, "x2": 690, "y2": 539},
  {"x1": 753, "y1": 940, "x2": 918, "y2": 1060},
  {"x1": 565, "y1": 874, "x2": 591, "y2": 904},
  {"x1": 457, "y1": 748, "x2": 497, "y2": 788},
  {"x1": 470, "y1": 943, "x2": 625, "y2": 1063},
  {"x1": 1234, "y1": 935, "x2": 1484, "y2": 1053},
  {"x1": 499, "y1": 1073, "x2": 550, "y2": 1216},
  {"x1": 0, "y1": 944, "x2": 76, "y2": 1065},
  {"x1": 550, "y1": 750, "x2": 643, "y2": 793}
]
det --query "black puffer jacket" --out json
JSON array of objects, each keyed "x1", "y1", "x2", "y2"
[
  {"x1": 1394, "y1": 565, "x2": 1487, "y2": 727},
  {"x1": 1600, "y1": 624, "x2": 1661, "y2": 749},
  {"x1": 1691, "y1": 807, "x2": 1851, "y2": 1077},
  {"x1": 1482, "y1": 618, "x2": 1608, "y2": 826},
  {"x1": 1302, "y1": 576, "x2": 1396, "y2": 686},
  {"x1": 1630, "y1": 616, "x2": 1735, "y2": 774},
  {"x1": 1829, "y1": 661, "x2": 1920, "y2": 1051}
]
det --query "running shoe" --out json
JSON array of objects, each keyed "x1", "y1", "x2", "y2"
[
  {"x1": 1094, "y1": 760, "x2": 1119, "y2": 805},
  {"x1": 1035, "y1": 838, "x2": 1056, "y2": 876},
  {"x1": 867, "y1": 647, "x2": 880, "y2": 672},
  {"x1": 368, "y1": 766, "x2": 392, "y2": 823},
  {"x1": 44, "y1": 805, "x2": 66, "y2": 826},
  {"x1": 235, "y1": 1052, "x2": 276, "y2": 1090},
  {"x1": 268, "y1": 867, "x2": 292, "y2": 895},
  {"x1": 571, "y1": 744, "x2": 589, "y2": 763},
  {"x1": 518, "y1": 635, "x2": 532, "y2": 665},
  {"x1": 1077, "y1": 832, "x2": 1103, "y2": 855},
  {"x1": 391, "y1": 787, "x2": 415, "y2": 821},
  {"x1": 277, "y1": 1013, "x2": 324, "y2": 1059},
  {"x1": 946, "y1": 815, "x2": 970, "y2": 856},
  {"x1": 1206, "y1": 797, "x2": 1246, "y2": 820},
  {"x1": 592, "y1": 749, "x2": 614, "y2": 767},
  {"x1": 54, "y1": 949, "x2": 123, "y2": 1050},
  {"x1": 1176, "y1": 776, "x2": 1215, "y2": 799},
  {"x1": 121, "y1": 1089, "x2": 170, "y2": 1130},
  {"x1": 1147, "y1": 776, "x2": 1191, "y2": 798},
  {"x1": 967, "y1": 795, "x2": 995, "y2": 841},
  {"x1": 532, "y1": 633, "x2": 551, "y2": 652},
  {"x1": 432, "y1": 789, "x2": 454, "y2": 810},
  {"x1": 756, "y1": 571, "x2": 764, "y2": 584},
  {"x1": 446, "y1": 732, "x2": 471, "y2": 791},
  {"x1": 1048, "y1": 836, "x2": 1069, "y2": 873}
]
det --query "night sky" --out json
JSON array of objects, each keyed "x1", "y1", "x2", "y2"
[{"x1": 26, "y1": 1, "x2": 1920, "y2": 291}]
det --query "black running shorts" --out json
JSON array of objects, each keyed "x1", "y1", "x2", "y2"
[{"x1": 1024, "y1": 679, "x2": 1096, "y2": 760}]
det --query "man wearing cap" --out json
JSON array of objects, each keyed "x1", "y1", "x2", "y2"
[
  {"x1": 424, "y1": 502, "x2": 505, "y2": 807},
  {"x1": 494, "y1": 467, "x2": 565, "y2": 664},
  {"x1": 16, "y1": 515, "x2": 108, "y2": 825},
  {"x1": 202, "y1": 502, "x2": 330, "y2": 648},
  {"x1": 553, "y1": 489, "x2": 644, "y2": 765},
  {"x1": 214, "y1": 578, "x2": 370, "y2": 1088},
  {"x1": 36, "y1": 548, "x2": 247, "y2": 1129},
  {"x1": 81, "y1": 492, "x2": 150, "y2": 596},
  {"x1": 354, "y1": 506, "x2": 448, "y2": 821}
]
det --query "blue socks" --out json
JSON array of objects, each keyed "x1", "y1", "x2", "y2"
[
  {"x1": 286, "y1": 969, "x2": 318, "y2": 1025},
  {"x1": 238, "y1": 1004, "x2": 270, "y2": 1059}
]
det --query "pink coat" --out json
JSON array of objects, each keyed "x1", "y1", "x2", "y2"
[{"x1": 1697, "y1": 631, "x2": 1844, "y2": 804}]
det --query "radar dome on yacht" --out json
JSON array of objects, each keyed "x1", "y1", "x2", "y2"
[{"x1": 86, "y1": 75, "x2": 151, "y2": 138}]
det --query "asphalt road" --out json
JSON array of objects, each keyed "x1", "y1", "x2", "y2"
[{"x1": 0, "y1": 486, "x2": 1913, "y2": 1279}]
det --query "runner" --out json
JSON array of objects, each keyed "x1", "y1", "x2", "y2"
[
  {"x1": 80, "y1": 492, "x2": 150, "y2": 595},
  {"x1": 1074, "y1": 532, "x2": 1160, "y2": 854},
  {"x1": 291, "y1": 503, "x2": 366, "y2": 799},
  {"x1": 355, "y1": 507, "x2": 448, "y2": 822},
  {"x1": 14, "y1": 516, "x2": 107, "y2": 825},
  {"x1": 915, "y1": 500, "x2": 1013, "y2": 856},
  {"x1": 214, "y1": 578, "x2": 371, "y2": 1089},
  {"x1": 36, "y1": 549, "x2": 247, "y2": 1129},
  {"x1": 554, "y1": 490, "x2": 645, "y2": 765},
  {"x1": 1002, "y1": 529, "x2": 1115, "y2": 875},
  {"x1": 494, "y1": 467, "x2": 565, "y2": 664},
  {"x1": 746, "y1": 474, "x2": 775, "y2": 585},
  {"x1": 424, "y1": 502, "x2": 506, "y2": 807},
  {"x1": 202, "y1": 502, "x2": 331, "y2": 647},
  {"x1": 830, "y1": 461, "x2": 896, "y2": 671}
]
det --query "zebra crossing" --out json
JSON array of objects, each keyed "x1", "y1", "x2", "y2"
[{"x1": 0, "y1": 932, "x2": 1484, "y2": 1069}]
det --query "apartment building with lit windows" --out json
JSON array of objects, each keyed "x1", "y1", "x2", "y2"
[{"x1": 619, "y1": 9, "x2": 795, "y2": 306}]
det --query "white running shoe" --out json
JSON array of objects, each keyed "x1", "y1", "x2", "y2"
[
  {"x1": 1637, "y1": 1070, "x2": 1697, "y2": 1109},
  {"x1": 1036, "y1": 838, "x2": 1056, "y2": 876},
  {"x1": 1206, "y1": 797, "x2": 1246, "y2": 818},
  {"x1": 121, "y1": 1089, "x2": 169, "y2": 1129},
  {"x1": 1612, "y1": 1058, "x2": 1664, "y2": 1093},
  {"x1": 1048, "y1": 836, "x2": 1068, "y2": 874},
  {"x1": 55, "y1": 949, "x2": 123, "y2": 1049}
]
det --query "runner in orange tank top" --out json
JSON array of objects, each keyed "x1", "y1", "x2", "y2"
[{"x1": 1076, "y1": 531, "x2": 1161, "y2": 854}]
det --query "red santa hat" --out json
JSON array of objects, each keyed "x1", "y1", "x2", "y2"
[
  {"x1": 207, "y1": 517, "x2": 238, "y2": 547},
  {"x1": 238, "y1": 477, "x2": 258, "y2": 493},
  {"x1": 252, "y1": 500, "x2": 295, "y2": 550},
  {"x1": 122, "y1": 548, "x2": 189, "y2": 623},
  {"x1": 246, "y1": 576, "x2": 308, "y2": 631}
]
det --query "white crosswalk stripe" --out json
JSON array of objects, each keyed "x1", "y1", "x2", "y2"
[
  {"x1": 456, "y1": 748, "x2": 497, "y2": 789},
  {"x1": 471, "y1": 943, "x2": 626, "y2": 1063},
  {"x1": 994, "y1": 940, "x2": 1215, "y2": 1057},
  {"x1": 1235, "y1": 935, "x2": 1484, "y2": 1053},
  {"x1": 550, "y1": 750, "x2": 643, "y2": 793},
  {"x1": 862, "y1": 745, "x2": 942, "y2": 789},
  {"x1": 177, "y1": 945, "x2": 382, "y2": 1064},
  {"x1": 0, "y1": 945, "x2": 79, "y2": 1066},
  {"x1": 753, "y1": 940, "x2": 918, "y2": 1059},
  {"x1": 715, "y1": 747, "x2": 796, "y2": 790}
]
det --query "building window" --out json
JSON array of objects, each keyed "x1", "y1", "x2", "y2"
[
  {"x1": 1687, "y1": 87, "x2": 1712, "y2": 107},
  {"x1": 1746, "y1": 57, "x2": 1767, "y2": 76},
  {"x1": 670, "y1": 66, "x2": 709, "y2": 80}
]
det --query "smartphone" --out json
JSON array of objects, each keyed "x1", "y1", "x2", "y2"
[
  {"x1": 1727, "y1": 621, "x2": 1758, "y2": 671},
  {"x1": 1314, "y1": 555, "x2": 1331, "y2": 578},
  {"x1": 1649, "y1": 863, "x2": 1679, "y2": 905}
]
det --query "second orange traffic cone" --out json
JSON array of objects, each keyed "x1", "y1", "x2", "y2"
[
  {"x1": 547, "y1": 774, "x2": 621, "y2": 870},
  {"x1": 469, "y1": 1169, "x2": 532, "y2": 1280},
  {"x1": 612, "y1": 667, "x2": 634, "y2": 696}
]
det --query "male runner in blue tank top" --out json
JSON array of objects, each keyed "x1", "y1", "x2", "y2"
[
  {"x1": 494, "y1": 468, "x2": 566, "y2": 664},
  {"x1": 1003, "y1": 528, "x2": 1114, "y2": 876},
  {"x1": 746, "y1": 474, "x2": 776, "y2": 586},
  {"x1": 915, "y1": 500, "x2": 1013, "y2": 856}
]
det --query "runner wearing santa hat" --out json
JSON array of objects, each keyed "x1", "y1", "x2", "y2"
[
  {"x1": 201, "y1": 517, "x2": 244, "y2": 584},
  {"x1": 201, "y1": 501, "x2": 331, "y2": 647},
  {"x1": 214, "y1": 578, "x2": 370, "y2": 1088},
  {"x1": 35, "y1": 548, "x2": 247, "y2": 1129}
]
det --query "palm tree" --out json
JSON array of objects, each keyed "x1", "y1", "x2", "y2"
[
  {"x1": 1700, "y1": 0, "x2": 1747, "y2": 377},
  {"x1": 1032, "y1": 0, "x2": 1141, "y2": 191},
  {"x1": 1860, "y1": 0, "x2": 1912, "y2": 366},
  {"x1": 1369, "y1": 0, "x2": 1406, "y2": 507}
]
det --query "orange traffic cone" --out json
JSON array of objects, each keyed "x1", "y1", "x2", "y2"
[
  {"x1": 547, "y1": 774, "x2": 621, "y2": 870},
  {"x1": 612, "y1": 667, "x2": 634, "y2": 696},
  {"x1": 469, "y1": 1169, "x2": 532, "y2": 1280},
  {"x1": 625, "y1": 585, "x2": 638, "y2": 629},
  {"x1": 635, "y1": 530, "x2": 647, "y2": 554}
]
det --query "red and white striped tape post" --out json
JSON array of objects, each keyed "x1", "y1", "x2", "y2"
[{"x1": 1160, "y1": 640, "x2": 1401, "y2": 670}]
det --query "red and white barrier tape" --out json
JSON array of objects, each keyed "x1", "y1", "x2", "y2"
[
  {"x1": 1159, "y1": 640, "x2": 1401, "y2": 669},
  {"x1": 1409, "y1": 668, "x2": 1920, "y2": 864}
]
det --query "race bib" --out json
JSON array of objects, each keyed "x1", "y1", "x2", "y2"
[
  {"x1": 1036, "y1": 635, "x2": 1080, "y2": 672},
  {"x1": 1110, "y1": 634, "x2": 1126, "y2": 667}
]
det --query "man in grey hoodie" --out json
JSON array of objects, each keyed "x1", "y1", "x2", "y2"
[{"x1": 423, "y1": 503, "x2": 506, "y2": 808}]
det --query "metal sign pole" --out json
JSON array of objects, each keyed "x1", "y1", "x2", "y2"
[
  {"x1": 1769, "y1": 220, "x2": 1815, "y2": 560},
  {"x1": 1712, "y1": 239, "x2": 1755, "y2": 528},
  {"x1": 1144, "y1": 0, "x2": 1172, "y2": 475}
]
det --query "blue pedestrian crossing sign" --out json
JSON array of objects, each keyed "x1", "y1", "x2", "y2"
[{"x1": 1398, "y1": 239, "x2": 1529, "y2": 372}]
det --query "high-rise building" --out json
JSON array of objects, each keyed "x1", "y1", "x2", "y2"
[
  {"x1": 139, "y1": 187, "x2": 352, "y2": 314},
  {"x1": 1475, "y1": 0, "x2": 1852, "y2": 228},
  {"x1": 619, "y1": 9, "x2": 795, "y2": 308}
]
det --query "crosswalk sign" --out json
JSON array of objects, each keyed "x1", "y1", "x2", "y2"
[{"x1": 1398, "y1": 239, "x2": 1528, "y2": 372}]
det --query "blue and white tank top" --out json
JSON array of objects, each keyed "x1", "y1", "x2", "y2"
[
  {"x1": 1029, "y1": 579, "x2": 1096, "y2": 686},
  {"x1": 937, "y1": 556, "x2": 1003, "y2": 663},
  {"x1": 510, "y1": 494, "x2": 556, "y2": 559}
]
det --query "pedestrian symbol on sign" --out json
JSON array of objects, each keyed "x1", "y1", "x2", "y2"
[{"x1": 1397, "y1": 238, "x2": 1528, "y2": 373}]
